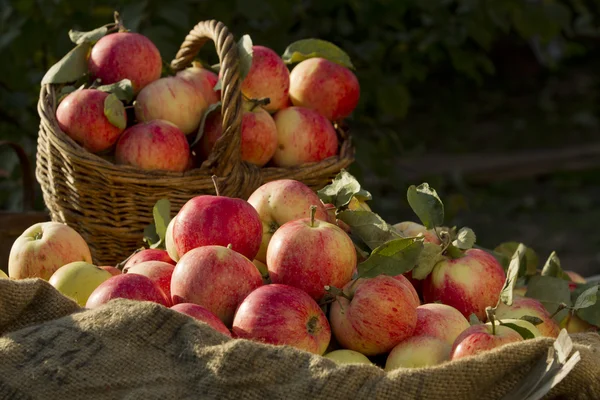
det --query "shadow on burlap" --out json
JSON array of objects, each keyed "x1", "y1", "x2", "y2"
[{"x1": 0, "y1": 279, "x2": 598, "y2": 400}]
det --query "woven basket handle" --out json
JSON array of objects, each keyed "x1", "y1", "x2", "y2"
[
  {"x1": 0, "y1": 141, "x2": 35, "y2": 212},
  {"x1": 170, "y1": 20, "x2": 243, "y2": 177}
]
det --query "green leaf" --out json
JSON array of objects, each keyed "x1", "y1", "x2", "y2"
[
  {"x1": 411, "y1": 242, "x2": 444, "y2": 280},
  {"x1": 520, "y1": 315, "x2": 544, "y2": 326},
  {"x1": 41, "y1": 42, "x2": 91, "y2": 85},
  {"x1": 143, "y1": 223, "x2": 159, "y2": 248},
  {"x1": 96, "y1": 79, "x2": 135, "y2": 103},
  {"x1": 501, "y1": 322, "x2": 535, "y2": 340},
  {"x1": 406, "y1": 183, "x2": 444, "y2": 230},
  {"x1": 282, "y1": 38, "x2": 354, "y2": 70},
  {"x1": 469, "y1": 313, "x2": 481, "y2": 325},
  {"x1": 525, "y1": 275, "x2": 572, "y2": 316},
  {"x1": 452, "y1": 227, "x2": 476, "y2": 250},
  {"x1": 494, "y1": 242, "x2": 539, "y2": 277},
  {"x1": 357, "y1": 237, "x2": 423, "y2": 279},
  {"x1": 500, "y1": 243, "x2": 527, "y2": 307},
  {"x1": 68, "y1": 26, "x2": 108, "y2": 45},
  {"x1": 238, "y1": 34, "x2": 254, "y2": 81},
  {"x1": 573, "y1": 285, "x2": 598, "y2": 311},
  {"x1": 317, "y1": 169, "x2": 372, "y2": 208},
  {"x1": 103, "y1": 94, "x2": 127, "y2": 130},
  {"x1": 541, "y1": 251, "x2": 570, "y2": 280},
  {"x1": 337, "y1": 210, "x2": 400, "y2": 251},
  {"x1": 572, "y1": 283, "x2": 600, "y2": 326},
  {"x1": 190, "y1": 102, "x2": 222, "y2": 147},
  {"x1": 150, "y1": 199, "x2": 171, "y2": 249}
]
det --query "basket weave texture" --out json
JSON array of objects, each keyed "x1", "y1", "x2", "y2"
[{"x1": 36, "y1": 20, "x2": 354, "y2": 265}]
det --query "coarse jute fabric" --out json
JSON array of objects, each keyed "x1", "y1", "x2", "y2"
[
  {"x1": 1, "y1": 278, "x2": 599, "y2": 400},
  {"x1": 35, "y1": 19, "x2": 354, "y2": 267}
]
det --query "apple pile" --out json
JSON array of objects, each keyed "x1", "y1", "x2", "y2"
[
  {"x1": 6, "y1": 171, "x2": 599, "y2": 371},
  {"x1": 46, "y1": 13, "x2": 359, "y2": 172}
]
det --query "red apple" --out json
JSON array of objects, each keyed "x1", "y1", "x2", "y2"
[
  {"x1": 172, "y1": 195, "x2": 262, "y2": 261},
  {"x1": 99, "y1": 266, "x2": 122, "y2": 276},
  {"x1": 329, "y1": 275, "x2": 418, "y2": 356},
  {"x1": 266, "y1": 211, "x2": 356, "y2": 301},
  {"x1": 134, "y1": 76, "x2": 208, "y2": 135},
  {"x1": 385, "y1": 335, "x2": 451, "y2": 370},
  {"x1": 412, "y1": 303, "x2": 470, "y2": 346},
  {"x1": 125, "y1": 260, "x2": 175, "y2": 301},
  {"x1": 423, "y1": 248, "x2": 506, "y2": 320},
  {"x1": 494, "y1": 295, "x2": 561, "y2": 338},
  {"x1": 393, "y1": 274, "x2": 420, "y2": 307},
  {"x1": 241, "y1": 46, "x2": 290, "y2": 113},
  {"x1": 88, "y1": 32, "x2": 162, "y2": 93},
  {"x1": 272, "y1": 107, "x2": 338, "y2": 167},
  {"x1": 115, "y1": 120, "x2": 190, "y2": 172},
  {"x1": 170, "y1": 245, "x2": 262, "y2": 326},
  {"x1": 122, "y1": 249, "x2": 175, "y2": 270},
  {"x1": 402, "y1": 271, "x2": 423, "y2": 300},
  {"x1": 450, "y1": 323, "x2": 523, "y2": 360},
  {"x1": 289, "y1": 57, "x2": 359, "y2": 121},
  {"x1": 176, "y1": 65, "x2": 220, "y2": 105},
  {"x1": 247, "y1": 179, "x2": 329, "y2": 263},
  {"x1": 170, "y1": 303, "x2": 231, "y2": 337},
  {"x1": 56, "y1": 89, "x2": 126, "y2": 153},
  {"x1": 197, "y1": 101, "x2": 278, "y2": 167},
  {"x1": 232, "y1": 283, "x2": 331, "y2": 355},
  {"x1": 86, "y1": 273, "x2": 171, "y2": 308},
  {"x1": 8, "y1": 221, "x2": 92, "y2": 280}
]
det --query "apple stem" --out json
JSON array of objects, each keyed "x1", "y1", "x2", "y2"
[
  {"x1": 310, "y1": 205, "x2": 317, "y2": 227},
  {"x1": 486, "y1": 306, "x2": 497, "y2": 335},
  {"x1": 249, "y1": 97, "x2": 271, "y2": 112},
  {"x1": 549, "y1": 303, "x2": 568, "y2": 320},
  {"x1": 226, "y1": 243, "x2": 232, "y2": 249},
  {"x1": 113, "y1": 11, "x2": 128, "y2": 32},
  {"x1": 211, "y1": 175, "x2": 220, "y2": 196}
]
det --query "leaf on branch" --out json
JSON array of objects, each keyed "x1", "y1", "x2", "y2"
[
  {"x1": 406, "y1": 183, "x2": 444, "y2": 230},
  {"x1": 317, "y1": 169, "x2": 372, "y2": 209},
  {"x1": 357, "y1": 237, "x2": 423, "y2": 279}
]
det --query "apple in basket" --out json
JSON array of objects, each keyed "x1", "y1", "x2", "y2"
[
  {"x1": 323, "y1": 349, "x2": 372, "y2": 365},
  {"x1": 8, "y1": 221, "x2": 93, "y2": 280},
  {"x1": 99, "y1": 266, "x2": 122, "y2": 276},
  {"x1": 494, "y1": 295, "x2": 561, "y2": 338},
  {"x1": 170, "y1": 245, "x2": 263, "y2": 326},
  {"x1": 272, "y1": 106, "x2": 339, "y2": 167},
  {"x1": 266, "y1": 205, "x2": 356, "y2": 301},
  {"x1": 49, "y1": 261, "x2": 113, "y2": 306},
  {"x1": 123, "y1": 249, "x2": 175, "y2": 269},
  {"x1": 88, "y1": 30, "x2": 162, "y2": 93},
  {"x1": 0, "y1": 270, "x2": 8, "y2": 279},
  {"x1": 170, "y1": 303, "x2": 232, "y2": 338},
  {"x1": 124, "y1": 260, "x2": 175, "y2": 301},
  {"x1": 240, "y1": 45, "x2": 290, "y2": 113},
  {"x1": 247, "y1": 179, "x2": 329, "y2": 263},
  {"x1": 289, "y1": 57, "x2": 360, "y2": 121},
  {"x1": 176, "y1": 63, "x2": 220, "y2": 106},
  {"x1": 196, "y1": 100, "x2": 278, "y2": 167},
  {"x1": 385, "y1": 335, "x2": 452, "y2": 370},
  {"x1": 232, "y1": 284, "x2": 331, "y2": 355},
  {"x1": 86, "y1": 273, "x2": 171, "y2": 308},
  {"x1": 450, "y1": 322, "x2": 523, "y2": 360}
]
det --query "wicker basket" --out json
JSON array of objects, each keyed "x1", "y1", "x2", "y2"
[{"x1": 36, "y1": 20, "x2": 354, "y2": 266}]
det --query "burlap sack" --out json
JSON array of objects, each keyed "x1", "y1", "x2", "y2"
[{"x1": 0, "y1": 279, "x2": 598, "y2": 400}]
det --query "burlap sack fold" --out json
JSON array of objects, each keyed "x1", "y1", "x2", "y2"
[{"x1": 0, "y1": 279, "x2": 598, "y2": 400}]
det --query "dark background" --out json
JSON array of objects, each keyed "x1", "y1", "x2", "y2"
[{"x1": 2, "y1": 0, "x2": 600, "y2": 277}]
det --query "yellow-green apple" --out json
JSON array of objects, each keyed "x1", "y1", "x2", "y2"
[
  {"x1": 241, "y1": 46, "x2": 290, "y2": 112},
  {"x1": 171, "y1": 245, "x2": 262, "y2": 326},
  {"x1": 49, "y1": 261, "x2": 113, "y2": 306},
  {"x1": 289, "y1": 57, "x2": 359, "y2": 121},
  {"x1": 492, "y1": 319, "x2": 542, "y2": 337},
  {"x1": 0, "y1": 270, "x2": 8, "y2": 279},
  {"x1": 86, "y1": 273, "x2": 171, "y2": 308},
  {"x1": 232, "y1": 283, "x2": 330, "y2": 354},
  {"x1": 197, "y1": 101, "x2": 278, "y2": 167},
  {"x1": 324, "y1": 349, "x2": 372, "y2": 365},
  {"x1": 329, "y1": 275, "x2": 418, "y2": 356},
  {"x1": 450, "y1": 323, "x2": 523, "y2": 360},
  {"x1": 392, "y1": 221, "x2": 441, "y2": 245},
  {"x1": 123, "y1": 249, "x2": 175, "y2": 270},
  {"x1": 125, "y1": 260, "x2": 175, "y2": 302},
  {"x1": 134, "y1": 76, "x2": 209, "y2": 135},
  {"x1": 266, "y1": 209, "x2": 356, "y2": 301},
  {"x1": 494, "y1": 295, "x2": 560, "y2": 338},
  {"x1": 88, "y1": 32, "x2": 162, "y2": 93},
  {"x1": 560, "y1": 313, "x2": 598, "y2": 333},
  {"x1": 115, "y1": 120, "x2": 190, "y2": 172},
  {"x1": 165, "y1": 216, "x2": 179, "y2": 262},
  {"x1": 272, "y1": 106, "x2": 338, "y2": 167},
  {"x1": 412, "y1": 303, "x2": 470, "y2": 346},
  {"x1": 385, "y1": 336, "x2": 451, "y2": 370},
  {"x1": 252, "y1": 259, "x2": 270, "y2": 283},
  {"x1": 170, "y1": 303, "x2": 231, "y2": 337},
  {"x1": 247, "y1": 179, "x2": 329, "y2": 263},
  {"x1": 176, "y1": 64, "x2": 220, "y2": 105},
  {"x1": 56, "y1": 89, "x2": 126, "y2": 153},
  {"x1": 171, "y1": 195, "x2": 262, "y2": 261},
  {"x1": 423, "y1": 248, "x2": 506, "y2": 320},
  {"x1": 9, "y1": 221, "x2": 93, "y2": 280},
  {"x1": 99, "y1": 266, "x2": 121, "y2": 276}
]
